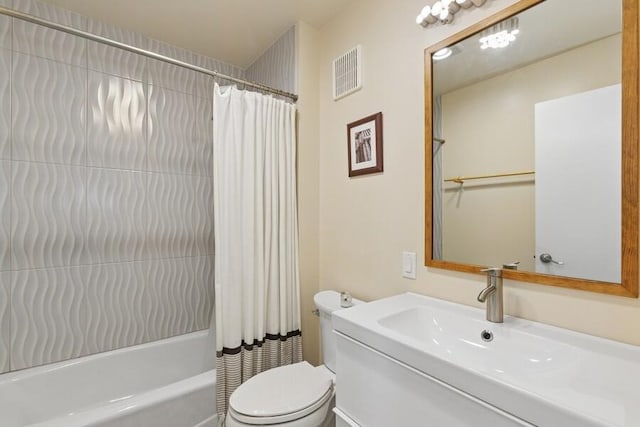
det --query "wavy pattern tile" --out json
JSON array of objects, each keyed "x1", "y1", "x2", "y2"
[
  {"x1": 0, "y1": 15, "x2": 10, "y2": 50},
  {"x1": 88, "y1": 42, "x2": 147, "y2": 83},
  {"x1": 195, "y1": 96, "x2": 213, "y2": 177},
  {"x1": 145, "y1": 258, "x2": 191, "y2": 341},
  {"x1": 0, "y1": 49, "x2": 9, "y2": 161},
  {"x1": 87, "y1": 18, "x2": 148, "y2": 50},
  {"x1": 13, "y1": 20, "x2": 86, "y2": 67},
  {"x1": 145, "y1": 256, "x2": 212, "y2": 341},
  {"x1": 0, "y1": 161, "x2": 9, "y2": 271},
  {"x1": 246, "y1": 26, "x2": 296, "y2": 94},
  {"x1": 11, "y1": 266, "x2": 87, "y2": 370},
  {"x1": 11, "y1": 162, "x2": 86, "y2": 270},
  {"x1": 88, "y1": 72, "x2": 146, "y2": 170},
  {"x1": 2, "y1": 0, "x2": 227, "y2": 371},
  {"x1": 87, "y1": 168, "x2": 146, "y2": 264},
  {"x1": 191, "y1": 256, "x2": 214, "y2": 330},
  {"x1": 87, "y1": 12, "x2": 148, "y2": 82},
  {"x1": 84, "y1": 262, "x2": 148, "y2": 354},
  {"x1": 13, "y1": 0, "x2": 87, "y2": 33},
  {"x1": 148, "y1": 86, "x2": 196, "y2": 174},
  {"x1": 193, "y1": 175, "x2": 214, "y2": 256},
  {"x1": 0, "y1": 272, "x2": 9, "y2": 373},
  {"x1": 146, "y1": 172, "x2": 194, "y2": 259},
  {"x1": 12, "y1": 53, "x2": 86, "y2": 165},
  {"x1": 148, "y1": 57, "x2": 199, "y2": 96}
]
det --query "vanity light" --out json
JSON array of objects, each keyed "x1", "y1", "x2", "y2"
[
  {"x1": 479, "y1": 17, "x2": 519, "y2": 49},
  {"x1": 432, "y1": 47, "x2": 453, "y2": 61},
  {"x1": 417, "y1": 0, "x2": 490, "y2": 28}
]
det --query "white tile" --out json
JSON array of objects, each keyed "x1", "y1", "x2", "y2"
[
  {"x1": 13, "y1": 20, "x2": 86, "y2": 67},
  {"x1": 11, "y1": 162, "x2": 86, "y2": 270},
  {"x1": 146, "y1": 172, "x2": 194, "y2": 259},
  {"x1": 0, "y1": 161, "x2": 9, "y2": 271},
  {"x1": 148, "y1": 38, "x2": 194, "y2": 64},
  {"x1": 194, "y1": 96, "x2": 213, "y2": 177},
  {"x1": 84, "y1": 261, "x2": 148, "y2": 354},
  {"x1": 87, "y1": 72, "x2": 146, "y2": 170},
  {"x1": 0, "y1": 271, "x2": 9, "y2": 373},
  {"x1": 190, "y1": 256, "x2": 214, "y2": 330},
  {"x1": 148, "y1": 56, "x2": 199, "y2": 95},
  {"x1": 86, "y1": 18, "x2": 147, "y2": 49},
  {"x1": 88, "y1": 42, "x2": 146, "y2": 82},
  {"x1": 0, "y1": 48, "x2": 9, "y2": 160},
  {"x1": 192, "y1": 175, "x2": 214, "y2": 256},
  {"x1": 144, "y1": 257, "x2": 212, "y2": 341},
  {"x1": 13, "y1": 0, "x2": 87, "y2": 30},
  {"x1": 12, "y1": 53, "x2": 86, "y2": 165},
  {"x1": 147, "y1": 86, "x2": 196, "y2": 174},
  {"x1": 11, "y1": 266, "x2": 87, "y2": 370},
  {"x1": 0, "y1": 15, "x2": 11, "y2": 50},
  {"x1": 86, "y1": 168, "x2": 146, "y2": 264}
]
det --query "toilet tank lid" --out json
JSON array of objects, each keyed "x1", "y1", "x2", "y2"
[{"x1": 314, "y1": 290, "x2": 364, "y2": 314}]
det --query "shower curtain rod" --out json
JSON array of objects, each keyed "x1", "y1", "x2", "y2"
[{"x1": 0, "y1": 6, "x2": 299, "y2": 102}]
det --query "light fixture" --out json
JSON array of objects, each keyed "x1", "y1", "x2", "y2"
[
  {"x1": 416, "y1": 0, "x2": 490, "y2": 28},
  {"x1": 479, "y1": 17, "x2": 519, "y2": 49},
  {"x1": 432, "y1": 48, "x2": 453, "y2": 61}
]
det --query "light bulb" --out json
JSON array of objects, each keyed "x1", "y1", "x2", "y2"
[
  {"x1": 431, "y1": 1, "x2": 443, "y2": 17},
  {"x1": 433, "y1": 48, "x2": 453, "y2": 60}
]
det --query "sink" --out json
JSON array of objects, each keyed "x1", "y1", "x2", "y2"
[
  {"x1": 332, "y1": 292, "x2": 640, "y2": 427},
  {"x1": 377, "y1": 305, "x2": 576, "y2": 384}
]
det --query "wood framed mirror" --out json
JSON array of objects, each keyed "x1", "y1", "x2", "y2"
[{"x1": 424, "y1": 0, "x2": 639, "y2": 297}]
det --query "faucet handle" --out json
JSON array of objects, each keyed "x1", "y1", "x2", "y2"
[{"x1": 502, "y1": 261, "x2": 520, "y2": 270}]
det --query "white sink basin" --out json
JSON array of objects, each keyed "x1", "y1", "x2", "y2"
[{"x1": 332, "y1": 292, "x2": 640, "y2": 427}]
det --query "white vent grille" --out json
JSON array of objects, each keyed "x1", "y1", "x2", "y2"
[{"x1": 333, "y1": 45, "x2": 362, "y2": 100}]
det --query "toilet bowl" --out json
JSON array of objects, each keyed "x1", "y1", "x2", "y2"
[{"x1": 225, "y1": 291, "x2": 362, "y2": 427}]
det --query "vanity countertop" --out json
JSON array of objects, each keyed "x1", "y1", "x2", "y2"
[{"x1": 332, "y1": 292, "x2": 640, "y2": 427}]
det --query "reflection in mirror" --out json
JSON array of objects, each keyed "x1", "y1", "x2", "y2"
[{"x1": 425, "y1": 0, "x2": 639, "y2": 296}]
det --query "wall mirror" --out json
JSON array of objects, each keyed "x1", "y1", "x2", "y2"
[{"x1": 424, "y1": 0, "x2": 639, "y2": 297}]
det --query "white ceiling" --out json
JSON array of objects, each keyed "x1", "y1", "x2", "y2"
[
  {"x1": 38, "y1": 0, "x2": 355, "y2": 68},
  {"x1": 433, "y1": 0, "x2": 622, "y2": 95}
]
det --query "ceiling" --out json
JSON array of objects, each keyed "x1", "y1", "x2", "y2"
[
  {"x1": 38, "y1": 0, "x2": 355, "y2": 68},
  {"x1": 433, "y1": 0, "x2": 621, "y2": 95}
]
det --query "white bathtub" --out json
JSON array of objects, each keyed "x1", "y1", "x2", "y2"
[{"x1": 0, "y1": 331, "x2": 217, "y2": 427}]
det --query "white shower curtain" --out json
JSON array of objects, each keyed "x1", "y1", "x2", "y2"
[{"x1": 212, "y1": 84, "x2": 302, "y2": 418}]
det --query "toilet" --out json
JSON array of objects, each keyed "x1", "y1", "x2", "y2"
[{"x1": 225, "y1": 290, "x2": 362, "y2": 427}]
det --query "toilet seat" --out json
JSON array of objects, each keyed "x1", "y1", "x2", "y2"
[{"x1": 228, "y1": 362, "x2": 334, "y2": 425}]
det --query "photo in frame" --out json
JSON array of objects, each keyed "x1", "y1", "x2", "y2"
[{"x1": 347, "y1": 112, "x2": 383, "y2": 177}]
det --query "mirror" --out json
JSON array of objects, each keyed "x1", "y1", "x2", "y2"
[{"x1": 424, "y1": 0, "x2": 638, "y2": 297}]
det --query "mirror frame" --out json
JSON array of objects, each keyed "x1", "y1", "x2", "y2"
[{"x1": 424, "y1": 0, "x2": 639, "y2": 297}]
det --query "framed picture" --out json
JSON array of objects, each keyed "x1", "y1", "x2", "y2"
[{"x1": 347, "y1": 112, "x2": 383, "y2": 177}]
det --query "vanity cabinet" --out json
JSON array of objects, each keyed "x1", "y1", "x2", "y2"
[{"x1": 334, "y1": 332, "x2": 533, "y2": 427}]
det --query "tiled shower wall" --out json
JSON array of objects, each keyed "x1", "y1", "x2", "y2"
[
  {"x1": 246, "y1": 26, "x2": 296, "y2": 94},
  {"x1": 0, "y1": 0, "x2": 246, "y2": 372}
]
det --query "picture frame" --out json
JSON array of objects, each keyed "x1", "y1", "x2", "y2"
[{"x1": 347, "y1": 112, "x2": 383, "y2": 177}]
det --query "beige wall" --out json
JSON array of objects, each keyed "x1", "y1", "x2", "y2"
[
  {"x1": 441, "y1": 35, "x2": 621, "y2": 271},
  {"x1": 301, "y1": 0, "x2": 640, "y2": 364},
  {"x1": 296, "y1": 21, "x2": 322, "y2": 365}
]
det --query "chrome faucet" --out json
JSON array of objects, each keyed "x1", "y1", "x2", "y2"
[{"x1": 477, "y1": 267, "x2": 503, "y2": 323}]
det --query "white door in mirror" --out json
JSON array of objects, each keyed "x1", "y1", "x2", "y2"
[
  {"x1": 402, "y1": 251, "x2": 417, "y2": 279},
  {"x1": 534, "y1": 84, "x2": 621, "y2": 283}
]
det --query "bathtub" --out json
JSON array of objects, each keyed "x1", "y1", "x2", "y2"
[{"x1": 0, "y1": 331, "x2": 217, "y2": 427}]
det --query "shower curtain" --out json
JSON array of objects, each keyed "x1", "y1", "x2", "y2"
[{"x1": 212, "y1": 84, "x2": 302, "y2": 418}]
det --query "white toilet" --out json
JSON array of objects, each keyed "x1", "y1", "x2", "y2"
[{"x1": 225, "y1": 290, "x2": 362, "y2": 427}]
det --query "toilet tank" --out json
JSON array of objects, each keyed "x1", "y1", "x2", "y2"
[{"x1": 314, "y1": 290, "x2": 363, "y2": 373}]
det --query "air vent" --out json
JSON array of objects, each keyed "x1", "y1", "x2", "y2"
[{"x1": 333, "y1": 45, "x2": 362, "y2": 100}]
